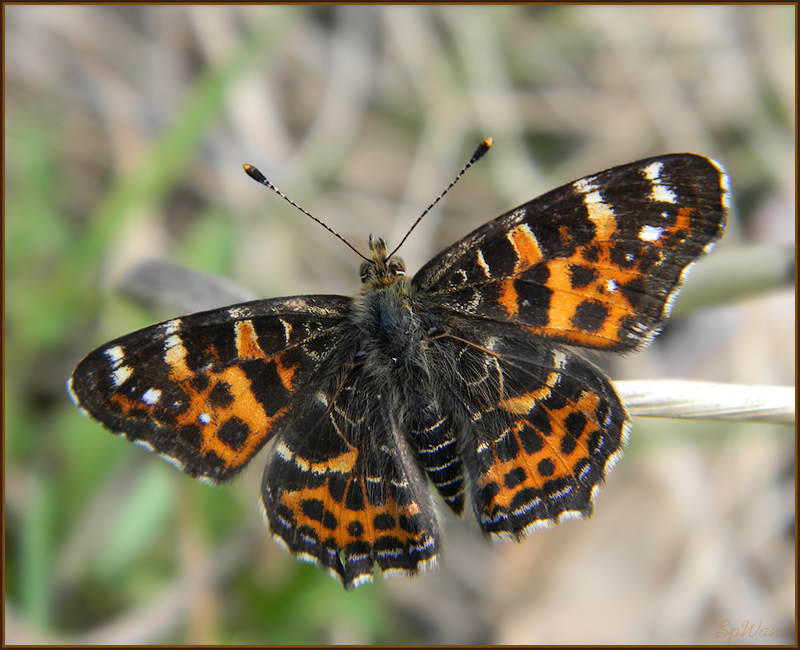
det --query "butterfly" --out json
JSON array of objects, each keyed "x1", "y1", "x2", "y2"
[{"x1": 69, "y1": 142, "x2": 729, "y2": 589}]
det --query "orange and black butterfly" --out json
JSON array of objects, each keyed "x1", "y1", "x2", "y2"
[{"x1": 69, "y1": 143, "x2": 728, "y2": 589}]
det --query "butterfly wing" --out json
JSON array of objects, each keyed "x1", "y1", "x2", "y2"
[
  {"x1": 433, "y1": 331, "x2": 630, "y2": 535},
  {"x1": 68, "y1": 295, "x2": 351, "y2": 484},
  {"x1": 410, "y1": 154, "x2": 727, "y2": 536},
  {"x1": 413, "y1": 154, "x2": 729, "y2": 351},
  {"x1": 262, "y1": 362, "x2": 440, "y2": 589}
]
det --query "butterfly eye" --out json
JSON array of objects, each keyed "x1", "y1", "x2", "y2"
[
  {"x1": 359, "y1": 261, "x2": 373, "y2": 281},
  {"x1": 388, "y1": 259, "x2": 405, "y2": 276}
]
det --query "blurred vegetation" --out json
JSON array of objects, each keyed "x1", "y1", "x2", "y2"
[{"x1": 5, "y1": 5, "x2": 794, "y2": 645}]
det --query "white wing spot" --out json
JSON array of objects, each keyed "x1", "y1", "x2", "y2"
[
  {"x1": 606, "y1": 278, "x2": 618, "y2": 293},
  {"x1": 652, "y1": 184, "x2": 678, "y2": 204},
  {"x1": 642, "y1": 161, "x2": 677, "y2": 203},
  {"x1": 642, "y1": 161, "x2": 664, "y2": 181},
  {"x1": 275, "y1": 440, "x2": 293, "y2": 461},
  {"x1": 476, "y1": 249, "x2": 491, "y2": 278},
  {"x1": 162, "y1": 319, "x2": 182, "y2": 336},
  {"x1": 199, "y1": 413, "x2": 211, "y2": 425},
  {"x1": 133, "y1": 439, "x2": 155, "y2": 453},
  {"x1": 720, "y1": 178, "x2": 731, "y2": 209},
  {"x1": 639, "y1": 225, "x2": 664, "y2": 242},
  {"x1": 142, "y1": 388, "x2": 161, "y2": 405},
  {"x1": 160, "y1": 454, "x2": 186, "y2": 473},
  {"x1": 707, "y1": 157, "x2": 731, "y2": 209},
  {"x1": 66, "y1": 378, "x2": 84, "y2": 410},
  {"x1": 228, "y1": 306, "x2": 252, "y2": 320},
  {"x1": 573, "y1": 176, "x2": 598, "y2": 194},
  {"x1": 584, "y1": 190, "x2": 604, "y2": 204},
  {"x1": 164, "y1": 334, "x2": 187, "y2": 367},
  {"x1": 105, "y1": 346, "x2": 124, "y2": 364},
  {"x1": 280, "y1": 318, "x2": 293, "y2": 343},
  {"x1": 111, "y1": 365, "x2": 132, "y2": 387}
]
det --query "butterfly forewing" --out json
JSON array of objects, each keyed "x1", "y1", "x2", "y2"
[
  {"x1": 69, "y1": 295, "x2": 350, "y2": 483},
  {"x1": 413, "y1": 154, "x2": 728, "y2": 351}
]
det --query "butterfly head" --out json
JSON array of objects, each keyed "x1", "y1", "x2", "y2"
[{"x1": 359, "y1": 234, "x2": 406, "y2": 289}]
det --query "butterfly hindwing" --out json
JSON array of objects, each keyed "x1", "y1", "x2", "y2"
[
  {"x1": 262, "y1": 364, "x2": 440, "y2": 589},
  {"x1": 446, "y1": 333, "x2": 630, "y2": 536},
  {"x1": 413, "y1": 154, "x2": 728, "y2": 351}
]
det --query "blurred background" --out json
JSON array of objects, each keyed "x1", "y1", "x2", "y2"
[{"x1": 5, "y1": 5, "x2": 795, "y2": 645}]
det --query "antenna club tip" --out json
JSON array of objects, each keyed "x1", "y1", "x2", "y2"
[
  {"x1": 471, "y1": 137, "x2": 492, "y2": 162},
  {"x1": 243, "y1": 164, "x2": 267, "y2": 184}
]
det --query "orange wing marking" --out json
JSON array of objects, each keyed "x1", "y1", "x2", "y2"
[
  {"x1": 164, "y1": 335, "x2": 191, "y2": 381},
  {"x1": 235, "y1": 320, "x2": 266, "y2": 359},
  {"x1": 499, "y1": 372, "x2": 561, "y2": 413},
  {"x1": 583, "y1": 198, "x2": 617, "y2": 241},
  {"x1": 479, "y1": 390, "x2": 603, "y2": 509},
  {"x1": 498, "y1": 279, "x2": 519, "y2": 318},
  {"x1": 507, "y1": 223, "x2": 543, "y2": 272}
]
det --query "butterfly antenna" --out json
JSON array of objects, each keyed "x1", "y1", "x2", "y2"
[
  {"x1": 242, "y1": 164, "x2": 369, "y2": 261},
  {"x1": 388, "y1": 137, "x2": 492, "y2": 259}
]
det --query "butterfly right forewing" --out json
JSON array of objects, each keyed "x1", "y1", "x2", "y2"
[{"x1": 413, "y1": 153, "x2": 728, "y2": 352}]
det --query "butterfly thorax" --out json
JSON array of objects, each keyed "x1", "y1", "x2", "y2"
[{"x1": 350, "y1": 235, "x2": 431, "y2": 383}]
